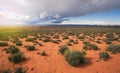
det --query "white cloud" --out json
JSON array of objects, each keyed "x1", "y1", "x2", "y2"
[{"x1": 0, "y1": 0, "x2": 120, "y2": 25}]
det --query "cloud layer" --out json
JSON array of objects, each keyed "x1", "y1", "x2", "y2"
[{"x1": 0, "y1": 0, "x2": 120, "y2": 25}]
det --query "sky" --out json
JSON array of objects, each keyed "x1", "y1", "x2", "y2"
[{"x1": 0, "y1": 0, "x2": 120, "y2": 25}]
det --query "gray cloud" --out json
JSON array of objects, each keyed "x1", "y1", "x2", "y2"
[{"x1": 0, "y1": 0, "x2": 120, "y2": 24}]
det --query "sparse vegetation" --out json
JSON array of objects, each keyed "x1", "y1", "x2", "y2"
[
  {"x1": 65, "y1": 50, "x2": 86, "y2": 67},
  {"x1": 59, "y1": 45, "x2": 69, "y2": 55},
  {"x1": 25, "y1": 45, "x2": 35, "y2": 51},
  {"x1": 8, "y1": 52, "x2": 25, "y2": 64},
  {"x1": 66, "y1": 42, "x2": 72, "y2": 46},
  {"x1": 14, "y1": 67, "x2": 25, "y2": 73},
  {"x1": 41, "y1": 51, "x2": 46, "y2": 56},
  {"x1": 99, "y1": 51, "x2": 110, "y2": 60},
  {"x1": 0, "y1": 42, "x2": 8, "y2": 47},
  {"x1": 106, "y1": 44, "x2": 120, "y2": 54},
  {"x1": 16, "y1": 41, "x2": 22, "y2": 46},
  {"x1": 4, "y1": 46, "x2": 20, "y2": 54},
  {"x1": 83, "y1": 44, "x2": 98, "y2": 50}
]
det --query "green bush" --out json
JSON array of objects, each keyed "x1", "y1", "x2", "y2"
[
  {"x1": 0, "y1": 42, "x2": 8, "y2": 47},
  {"x1": 42, "y1": 37, "x2": 51, "y2": 42},
  {"x1": 74, "y1": 40, "x2": 78, "y2": 44},
  {"x1": 14, "y1": 67, "x2": 25, "y2": 73},
  {"x1": 53, "y1": 35, "x2": 60, "y2": 39},
  {"x1": 65, "y1": 50, "x2": 86, "y2": 67},
  {"x1": 37, "y1": 42, "x2": 43, "y2": 46},
  {"x1": 106, "y1": 44, "x2": 120, "y2": 54},
  {"x1": 96, "y1": 40, "x2": 102, "y2": 44},
  {"x1": 26, "y1": 45, "x2": 35, "y2": 51},
  {"x1": 105, "y1": 33, "x2": 114, "y2": 39},
  {"x1": 99, "y1": 51, "x2": 109, "y2": 60},
  {"x1": 59, "y1": 45, "x2": 69, "y2": 55},
  {"x1": 26, "y1": 38, "x2": 36, "y2": 42},
  {"x1": 16, "y1": 41, "x2": 22, "y2": 46},
  {"x1": 51, "y1": 40, "x2": 59, "y2": 44},
  {"x1": 66, "y1": 42, "x2": 72, "y2": 46},
  {"x1": 83, "y1": 44, "x2": 98, "y2": 50},
  {"x1": 103, "y1": 39, "x2": 112, "y2": 44},
  {"x1": 62, "y1": 35, "x2": 69, "y2": 40},
  {"x1": 8, "y1": 52, "x2": 25, "y2": 64},
  {"x1": 4, "y1": 46, "x2": 20, "y2": 54},
  {"x1": 41, "y1": 51, "x2": 46, "y2": 56},
  {"x1": 69, "y1": 39, "x2": 74, "y2": 42},
  {"x1": 83, "y1": 41, "x2": 90, "y2": 45}
]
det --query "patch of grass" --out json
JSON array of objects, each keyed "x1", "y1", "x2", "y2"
[
  {"x1": 26, "y1": 38, "x2": 36, "y2": 42},
  {"x1": 83, "y1": 41, "x2": 90, "y2": 45},
  {"x1": 25, "y1": 45, "x2": 35, "y2": 51},
  {"x1": 42, "y1": 36, "x2": 51, "y2": 42},
  {"x1": 62, "y1": 35, "x2": 69, "y2": 40},
  {"x1": 99, "y1": 51, "x2": 109, "y2": 60},
  {"x1": 103, "y1": 38, "x2": 112, "y2": 44},
  {"x1": 69, "y1": 39, "x2": 74, "y2": 42},
  {"x1": 106, "y1": 44, "x2": 120, "y2": 54},
  {"x1": 16, "y1": 41, "x2": 22, "y2": 46},
  {"x1": 41, "y1": 51, "x2": 46, "y2": 56},
  {"x1": 65, "y1": 50, "x2": 86, "y2": 67},
  {"x1": 0, "y1": 42, "x2": 8, "y2": 47},
  {"x1": 8, "y1": 52, "x2": 25, "y2": 64},
  {"x1": 51, "y1": 40, "x2": 59, "y2": 44},
  {"x1": 66, "y1": 42, "x2": 72, "y2": 46},
  {"x1": 83, "y1": 44, "x2": 98, "y2": 50},
  {"x1": 59, "y1": 45, "x2": 69, "y2": 55},
  {"x1": 14, "y1": 67, "x2": 25, "y2": 73},
  {"x1": 4, "y1": 46, "x2": 20, "y2": 54},
  {"x1": 74, "y1": 40, "x2": 78, "y2": 44}
]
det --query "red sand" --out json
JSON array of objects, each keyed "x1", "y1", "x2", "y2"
[{"x1": 0, "y1": 36, "x2": 120, "y2": 73}]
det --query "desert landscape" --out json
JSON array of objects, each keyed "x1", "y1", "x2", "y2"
[
  {"x1": 0, "y1": 0, "x2": 120, "y2": 73},
  {"x1": 0, "y1": 26, "x2": 120, "y2": 73}
]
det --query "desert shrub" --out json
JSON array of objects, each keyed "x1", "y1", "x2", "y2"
[
  {"x1": 53, "y1": 35, "x2": 60, "y2": 39},
  {"x1": 37, "y1": 42, "x2": 43, "y2": 46},
  {"x1": 99, "y1": 51, "x2": 109, "y2": 60},
  {"x1": 0, "y1": 37, "x2": 9, "y2": 41},
  {"x1": 66, "y1": 42, "x2": 72, "y2": 46},
  {"x1": 42, "y1": 37, "x2": 51, "y2": 42},
  {"x1": 16, "y1": 41, "x2": 22, "y2": 46},
  {"x1": 8, "y1": 52, "x2": 25, "y2": 64},
  {"x1": 26, "y1": 45, "x2": 35, "y2": 51},
  {"x1": 4, "y1": 46, "x2": 20, "y2": 54},
  {"x1": 105, "y1": 33, "x2": 114, "y2": 39},
  {"x1": 74, "y1": 40, "x2": 78, "y2": 44},
  {"x1": 106, "y1": 44, "x2": 120, "y2": 54},
  {"x1": 104, "y1": 39, "x2": 112, "y2": 44},
  {"x1": 0, "y1": 42, "x2": 8, "y2": 47},
  {"x1": 89, "y1": 44, "x2": 98, "y2": 50},
  {"x1": 51, "y1": 40, "x2": 59, "y2": 44},
  {"x1": 14, "y1": 67, "x2": 25, "y2": 73},
  {"x1": 83, "y1": 44, "x2": 98, "y2": 50},
  {"x1": 65, "y1": 50, "x2": 86, "y2": 67},
  {"x1": 26, "y1": 38, "x2": 36, "y2": 42},
  {"x1": 69, "y1": 39, "x2": 74, "y2": 42},
  {"x1": 12, "y1": 38, "x2": 19, "y2": 43},
  {"x1": 77, "y1": 36, "x2": 84, "y2": 40},
  {"x1": 83, "y1": 41, "x2": 90, "y2": 45},
  {"x1": 62, "y1": 35, "x2": 69, "y2": 40},
  {"x1": 59, "y1": 45, "x2": 69, "y2": 55},
  {"x1": 96, "y1": 40, "x2": 102, "y2": 44},
  {"x1": 41, "y1": 51, "x2": 46, "y2": 56},
  {"x1": 33, "y1": 41, "x2": 43, "y2": 46},
  {"x1": 19, "y1": 34, "x2": 28, "y2": 38}
]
